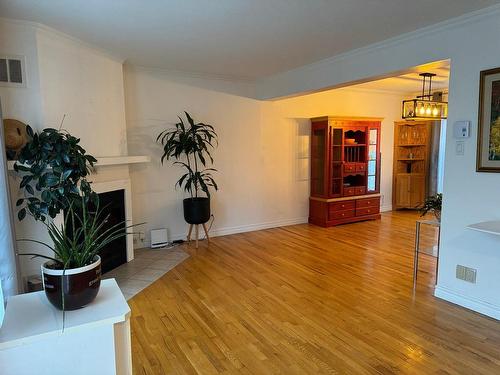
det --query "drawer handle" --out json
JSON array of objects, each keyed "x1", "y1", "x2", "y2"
[
  {"x1": 342, "y1": 213, "x2": 345, "y2": 217},
  {"x1": 341, "y1": 204, "x2": 345, "y2": 208},
  {"x1": 367, "y1": 201, "x2": 371, "y2": 205},
  {"x1": 367, "y1": 209, "x2": 371, "y2": 213}
]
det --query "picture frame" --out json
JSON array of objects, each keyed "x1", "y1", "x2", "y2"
[{"x1": 477, "y1": 67, "x2": 500, "y2": 172}]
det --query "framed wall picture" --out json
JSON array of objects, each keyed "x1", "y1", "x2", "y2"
[{"x1": 477, "y1": 67, "x2": 500, "y2": 172}]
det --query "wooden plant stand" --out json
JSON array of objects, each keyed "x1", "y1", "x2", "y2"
[{"x1": 187, "y1": 223, "x2": 210, "y2": 248}]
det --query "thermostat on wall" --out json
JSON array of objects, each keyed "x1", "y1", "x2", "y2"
[
  {"x1": 453, "y1": 121, "x2": 471, "y2": 138},
  {"x1": 150, "y1": 228, "x2": 168, "y2": 249}
]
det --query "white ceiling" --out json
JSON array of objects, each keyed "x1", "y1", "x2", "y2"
[
  {"x1": 352, "y1": 63, "x2": 450, "y2": 94},
  {"x1": 1, "y1": 0, "x2": 498, "y2": 79}
]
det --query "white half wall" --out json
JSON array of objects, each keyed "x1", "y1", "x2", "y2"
[
  {"x1": 257, "y1": 5, "x2": 500, "y2": 319},
  {"x1": 124, "y1": 66, "x2": 404, "y2": 246}
]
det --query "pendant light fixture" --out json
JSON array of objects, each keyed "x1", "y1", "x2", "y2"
[{"x1": 402, "y1": 73, "x2": 448, "y2": 119}]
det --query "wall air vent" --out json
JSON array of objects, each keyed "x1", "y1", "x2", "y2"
[{"x1": 0, "y1": 55, "x2": 26, "y2": 88}]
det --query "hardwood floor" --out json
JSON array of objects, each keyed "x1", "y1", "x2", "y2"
[{"x1": 129, "y1": 211, "x2": 500, "y2": 374}]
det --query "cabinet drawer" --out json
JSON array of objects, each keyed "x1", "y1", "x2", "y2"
[
  {"x1": 356, "y1": 163, "x2": 366, "y2": 172},
  {"x1": 330, "y1": 200, "x2": 355, "y2": 211},
  {"x1": 330, "y1": 209, "x2": 355, "y2": 220},
  {"x1": 356, "y1": 207, "x2": 379, "y2": 216},
  {"x1": 354, "y1": 186, "x2": 366, "y2": 195},
  {"x1": 344, "y1": 163, "x2": 356, "y2": 173},
  {"x1": 344, "y1": 187, "x2": 356, "y2": 196},
  {"x1": 356, "y1": 197, "x2": 380, "y2": 208}
]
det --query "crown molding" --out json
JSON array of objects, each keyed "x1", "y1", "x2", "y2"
[
  {"x1": 0, "y1": 17, "x2": 125, "y2": 64},
  {"x1": 124, "y1": 63, "x2": 257, "y2": 84},
  {"x1": 260, "y1": 3, "x2": 500, "y2": 81}
]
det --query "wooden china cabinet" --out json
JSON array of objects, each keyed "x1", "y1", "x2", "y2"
[{"x1": 309, "y1": 117, "x2": 382, "y2": 227}]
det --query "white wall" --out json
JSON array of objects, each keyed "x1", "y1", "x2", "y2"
[
  {"x1": 0, "y1": 20, "x2": 130, "y2": 280},
  {"x1": 124, "y1": 66, "x2": 305, "y2": 245},
  {"x1": 36, "y1": 28, "x2": 128, "y2": 157},
  {"x1": 124, "y1": 65, "x2": 404, "y2": 246},
  {"x1": 0, "y1": 20, "x2": 43, "y2": 128},
  {"x1": 257, "y1": 5, "x2": 500, "y2": 319}
]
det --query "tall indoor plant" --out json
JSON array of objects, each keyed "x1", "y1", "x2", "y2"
[
  {"x1": 157, "y1": 112, "x2": 218, "y2": 225},
  {"x1": 14, "y1": 125, "x2": 133, "y2": 310}
]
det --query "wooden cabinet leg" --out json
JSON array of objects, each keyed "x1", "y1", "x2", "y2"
[
  {"x1": 202, "y1": 223, "x2": 210, "y2": 243},
  {"x1": 187, "y1": 224, "x2": 193, "y2": 242},
  {"x1": 195, "y1": 225, "x2": 199, "y2": 249}
]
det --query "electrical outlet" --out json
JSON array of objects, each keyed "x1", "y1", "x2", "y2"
[{"x1": 456, "y1": 265, "x2": 477, "y2": 283}]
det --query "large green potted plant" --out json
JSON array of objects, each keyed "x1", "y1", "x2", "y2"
[
  {"x1": 157, "y1": 112, "x2": 218, "y2": 225},
  {"x1": 14, "y1": 125, "x2": 134, "y2": 310}
]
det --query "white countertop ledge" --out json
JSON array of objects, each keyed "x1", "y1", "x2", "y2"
[
  {"x1": 0, "y1": 279, "x2": 130, "y2": 350},
  {"x1": 466, "y1": 221, "x2": 500, "y2": 236}
]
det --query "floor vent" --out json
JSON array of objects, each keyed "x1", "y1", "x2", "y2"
[{"x1": 456, "y1": 265, "x2": 477, "y2": 283}]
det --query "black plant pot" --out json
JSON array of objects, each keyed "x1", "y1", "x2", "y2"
[
  {"x1": 183, "y1": 197, "x2": 210, "y2": 224},
  {"x1": 41, "y1": 256, "x2": 101, "y2": 310}
]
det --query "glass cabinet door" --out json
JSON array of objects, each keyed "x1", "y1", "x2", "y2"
[
  {"x1": 367, "y1": 127, "x2": 380, "y2": 193},
  {"x1": 330, "y1": 128, "x2": 343, "y2": 196},
  {"x1": 311, "y1": 126, "x2": 326, "y2": 196}
]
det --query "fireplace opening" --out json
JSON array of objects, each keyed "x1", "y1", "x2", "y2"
[
  {"x1": 66, "y1": 189, "x2": 127, "y2": 274},
  {"x1": 94, "y1": 189, "x2": 127, "y2": 273}
]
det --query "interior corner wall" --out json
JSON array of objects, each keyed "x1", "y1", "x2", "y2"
[
  {"x1": 1, "y1": 20, "x2": 131, "y2": 280},
  {"x1": 124, "y1": 66, "x2": 305, "y2": 246},
  {"x1": 257, "y1": 7, "x2": 500, "y2": 319},
  {"x1": 124, "y1": 65, "x2": 403, "y2": 246}
]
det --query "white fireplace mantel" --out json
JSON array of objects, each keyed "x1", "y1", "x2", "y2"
[{"x1": 7, "y1": 155, "x2": 150, "y2": 171}]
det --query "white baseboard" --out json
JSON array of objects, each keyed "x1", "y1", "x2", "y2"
[
  {"x1": 380, "y1": 205, "x2": 392, "y2": 212},
  {"x1": 209, "y1": 217, "x2": 309, "y2": 238},
  {"x1": 434, "y1": 285, "x2": 500, "y2": 320},
  {"x1": 134, "y1": 217, "x2": 309, "y2": 249}
]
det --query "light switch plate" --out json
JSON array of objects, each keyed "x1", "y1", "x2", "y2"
[
  {"x1": 453, "y1": 121, "x2": 471, "y2": 138},
  {"x1": 456, "y1": 141, "x2": 464, "y2": 155}
]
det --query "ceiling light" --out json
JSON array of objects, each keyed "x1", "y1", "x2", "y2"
[{"x1": 402, "y1": 73, "x2": 448, "y2": 119}]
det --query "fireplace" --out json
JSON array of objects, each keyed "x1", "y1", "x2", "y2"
[
  {"x1": 95, "y1": 189, "x2": 127, "y2": 273},
  {"x1": 65, "y1": 188, "x2": 129, "y2": 274}
]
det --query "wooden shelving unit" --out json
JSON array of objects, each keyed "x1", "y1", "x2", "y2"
[
  {"x1": 392, "y1": 121, "x2": 432, "y2": 209},
  {"x1": 309, "y1": 116, "x2": 382, "y2": 227}
]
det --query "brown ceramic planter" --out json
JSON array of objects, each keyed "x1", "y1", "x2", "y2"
[{"x1": 41, "y1": 256, "x2": 102, "y2": 310}]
